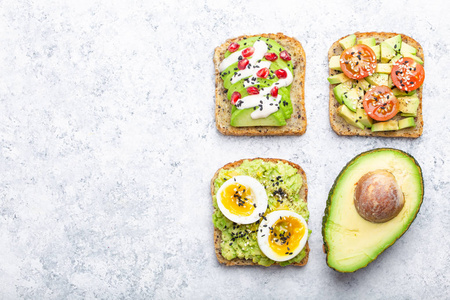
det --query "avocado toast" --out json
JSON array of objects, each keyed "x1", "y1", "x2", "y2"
[
  {"x1": 328, "y1": 32, "x2": 424, "y2": 138},
  {"x1": 214, "y1": 33, "x2": 307, "y2": 136},
  {"x1": 211, "y1": 158, "x2": 309, "y2": 266}
]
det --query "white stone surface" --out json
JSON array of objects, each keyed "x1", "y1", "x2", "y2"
[{"x1": 0, "y1": 0, "x2": 449, "y2": 298}]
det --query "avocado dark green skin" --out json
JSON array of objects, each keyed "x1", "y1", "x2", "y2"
[{"x1": 322, "y1": 148, "x2": 424, "y2": 273}]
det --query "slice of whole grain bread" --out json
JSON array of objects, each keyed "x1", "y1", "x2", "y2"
[
  {"x1": 214, "y1": 33, "x2": 307, "y2": 136},
  {"x1": 329, "y1": 32, "x2": 424, "y2": 138},
  {"x1": 211, "y1": 158, "x2": 309, "y2": 266}
]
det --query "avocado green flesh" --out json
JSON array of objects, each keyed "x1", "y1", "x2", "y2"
[
  {"x1": 322, "y1": 149, "x2": 423, "y2": 272},
  {"x1": 212, "y1": 159, "x2": 310, "y2": 266},
  {"x1": 231, "y1": 108, "x2": 286, "y2": 127},
  {"x1": 221, "y1": 37, "x2": 294, "y2": 127}
]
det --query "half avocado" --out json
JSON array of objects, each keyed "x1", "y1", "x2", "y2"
[{"x1": 322, "y1": 148, "x2": 424, "y2": 272}]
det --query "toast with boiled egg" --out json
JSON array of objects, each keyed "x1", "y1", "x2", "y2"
[
  {"x1": 328, "y1": 32, "x2": 424, "y2": 138},
  {"x1": 214, "y1": 33, "x2": 307, "y2": 136},
  {"x1": 211, "y1": 158, "x2": 309, "y2": 266}
]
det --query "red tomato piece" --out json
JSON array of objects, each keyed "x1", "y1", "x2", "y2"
[
  {"x1": 391, "y1": 57, "x2": 425, "y2": 92},
  {"x1": 363, "y1": 86, "x2": 399, "y2": 121},
  {"x1": 340, "y1": 44, "x2": 377, "y2": 79}
]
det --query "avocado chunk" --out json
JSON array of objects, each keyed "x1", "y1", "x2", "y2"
[
  {"x1": 339, "y1": 34, "x2": 356, "y2": 50},
  {"x1": 371, "y1": 45, "x2": 381, "y2": 61},
  {"x1": 322, "y1": 148, "x2": 424, "y2": 272},
  {"x1": 371, "y1": 120, "x2": 399, "y2": 132},
  {"x1": 402, "y1": 53, "x2": 424, "y2": 65},
  {"x1": 328, "y1": 73, "x2": 350, "y2": 85},
  {"x1": 381, "y1": 42, "x2": 396, "y2": 63},
  {"x1": 356, "y1": 108, "x2": 373, "y2": 128},
  {"x1": 356, "y1": 78, "x2": 371, "y2": 92},
  {"x1": 231, "y1": 108, "x2": 286, "y2": 127},
  {"x1": 333, "y1": 81, "x2": 353, "y2": 104},
  {"x1": 390, "y1": 54, "x2": 403, "y2": 64},
  {"x1": 388, "y1": 75, "x2": 394, "y2": 88},
  {"x1": 337, "y1": 105, "x2": 365, "y2": 129},
  {"x1": 329, "y1": 55, "x2": 341, "y2": 71},
  {"x1": 399, "y1": 117, "x2": 416, "y2": 129},
  {"x1": 342, "y1": 88, "x2": 361, "y2": 112},
  {"x1": 357, "y1": 37, "x2": 376, "y2": 47},
  {"x1": 375, "y1": 63, "x2": 393, "y2": 74},
  {"x1": 398, "y1": 95, "x2": 420, "y2": 115},
  {"x1": 392, "y1": 88, "x2": 416, "y2": 97},
  {"x1": 366, "y1": 73, "x2": 389, "y2": 86},
  {"x1": 400, "y1": 42, "x2": 417, "y2": 55},
  {"x1": 401, "y1": 112, "x2": 417, "y2": 117},
  {"x1": 384, "y1": 35, "x2": 402, "y2": 52}
]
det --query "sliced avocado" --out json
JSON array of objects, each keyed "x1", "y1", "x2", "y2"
[
  {"x1": 371, "y1": 120, "x2": 399, "y2": 132},
  {"x1": 357, "y1": 37, "x2": 376, "y2": 47},
  {"x1": 328, "y1": 73, "x2": 350, "y2": 85},
  {"x1": 392, "y1": 88, "x2": 416, "y2": 97},
  {"x1": 398, "y1": 95, "x2": 420, "y2": 115},
  {"x1": 399, "y1": 117, "x2": 416, "y2": 129},
  {"x1": 384, "y1": 35, "x2": 402, "y2": 52},
  {"x1": 231, "y1": 108, "x2": 286, "y2": 127},
  {"x1": 366, "y1": 73, "x2": 389, "y2": 86},
  {"x1": 371, "y1": 45, "x2": 381, "y2": 61},
  {"x1": 402, "y1": 53, "x2": 424, "y2": 65},
  {"x1": 356, "y1": 78, "x2": 371, "y2": 92},
  {"x1": 333, "y1": 81, "x2": 353, "y2": 104},
  {"x1": 337, "y1": 105, "x2": 365, "y2": 129},
  {"x1": 381, "y1": 42, "x2": 396, "y2": 63},
  {"x1": 278, "y1": 87, "x2": 293, "y2": 119},
  {"x1": 390, "y1": 54, "x2": 403, "y2": 64},
  {"x1": 401, "y1": 112, "x2": 417, "y2": 117},
  {"x1": 322, "y1": 148, "x2": 424, "y2": 272},
  {"x1": 400, "y1": 42, "x2": 417, "y2": 55},
  {"x1": 375, "y1": 63, "x2": 392, "y2": 74},
  {"x1": 329, "y1": 56, "x2": 341, "y2": 71},
  {"x1": 356, "y1": 107, "x2": 373, "y2": 128},
  {"x1": 342, "y1": 88, "x2": 361, "y2": 112},
  {"x1": 339, "y1": 34, "x2": 356, "y2": 50}
]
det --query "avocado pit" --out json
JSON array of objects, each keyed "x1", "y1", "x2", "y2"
[{"x1": 354, "y1": 170, "x2": 404, "y2": 223}]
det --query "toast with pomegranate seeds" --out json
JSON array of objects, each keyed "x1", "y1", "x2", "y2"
[
  {"x1": 329, "y1": 32, "x2": 424, "y2": 138},
  {"x1": 211, "y1": 158, "x2": 309, "y2": 266},
  {"x1": 214, "y1": 33, "x2": 307, "y2": 136}
]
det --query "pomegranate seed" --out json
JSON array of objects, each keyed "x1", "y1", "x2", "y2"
[
  {"x1": 228, "y1": 43, "x2": 240, "y2": 53},
  {"x1": 275, "y1": 69, "x2": 287, "y2": 79},
  {"x1": 264, "y1": 52, "x2": 278, "y2": 61},
  {"x1": 256, "y1": 68, "x2": 269, "y2": 78},
  {"x1": 271, "y1": 86, "x2": 278, "y2": 98},
  {"x1": 280, "y1": 50, "x2": 291, "y2": 61},
  {"x1": 230, "y1": 92, "x2": 241, "y2": 105},
  {"x1": 238, "y1": 59, "x2": 249, "y2": 70},
  {"x1": 242, "y1": 47, "x2": 255, "y2": 58},
  {"x1": 247, "y1": 87, "x2": 259, "y2": 95}
]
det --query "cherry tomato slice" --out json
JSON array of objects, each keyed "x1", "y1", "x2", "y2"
[
  {"x1": 363, "y1": 86, "x2": 399, "y2": 121},
  {"x1": 391, "y1": 57, "x2": 425, "y2": 92},
  {"x1": 340, "y1": 44, "x2": 377, "y2": 80}
]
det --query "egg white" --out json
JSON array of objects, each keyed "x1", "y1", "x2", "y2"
[
  {"x1": 257, "y1": 210, "x2": 308, "y2": 262},
  {"x1": 216, "y1": 175, "x2": 268, "y2": 225}
]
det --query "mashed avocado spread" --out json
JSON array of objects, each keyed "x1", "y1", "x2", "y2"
[{"x1": 212, "y1": 159, "x2": 310, "y2": 266}]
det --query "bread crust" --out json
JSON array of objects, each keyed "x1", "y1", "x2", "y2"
[
  {"x1": 214, "y1": 33, "x2": 307, "y2": 136},
  {"x1": 328, "y1": 32, "x2": 424, "y2": 138},
  {"x1": 211, "y1": 158, "x2": 309, "y2": 266}
]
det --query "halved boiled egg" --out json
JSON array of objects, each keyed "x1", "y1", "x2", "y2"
[
  {"x1": 257, "y1": 210, "x2": 308, "y2": 262},
  {"x1": 216, "y1": 176, "x2": 268, "y2": 224}
]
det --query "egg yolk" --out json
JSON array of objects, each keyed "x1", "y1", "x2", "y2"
[
  {"x1": 269, "y1": 216, "x2": 305, "y2": 256},
  {"x1": 221, "y1": 183, "x2": 255, "y2": 216}
]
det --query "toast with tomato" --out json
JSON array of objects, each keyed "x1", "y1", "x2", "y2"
[
  {"x1": 328, "y1": 32, "x2": 424, "y2": 138},
  {"x1": 214, "y1": 33, "x2": 307, "y2": 136}
]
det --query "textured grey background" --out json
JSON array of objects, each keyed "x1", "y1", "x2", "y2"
[{"x1": 0, "y1": 0, "x2": 449, "y2": 299}]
